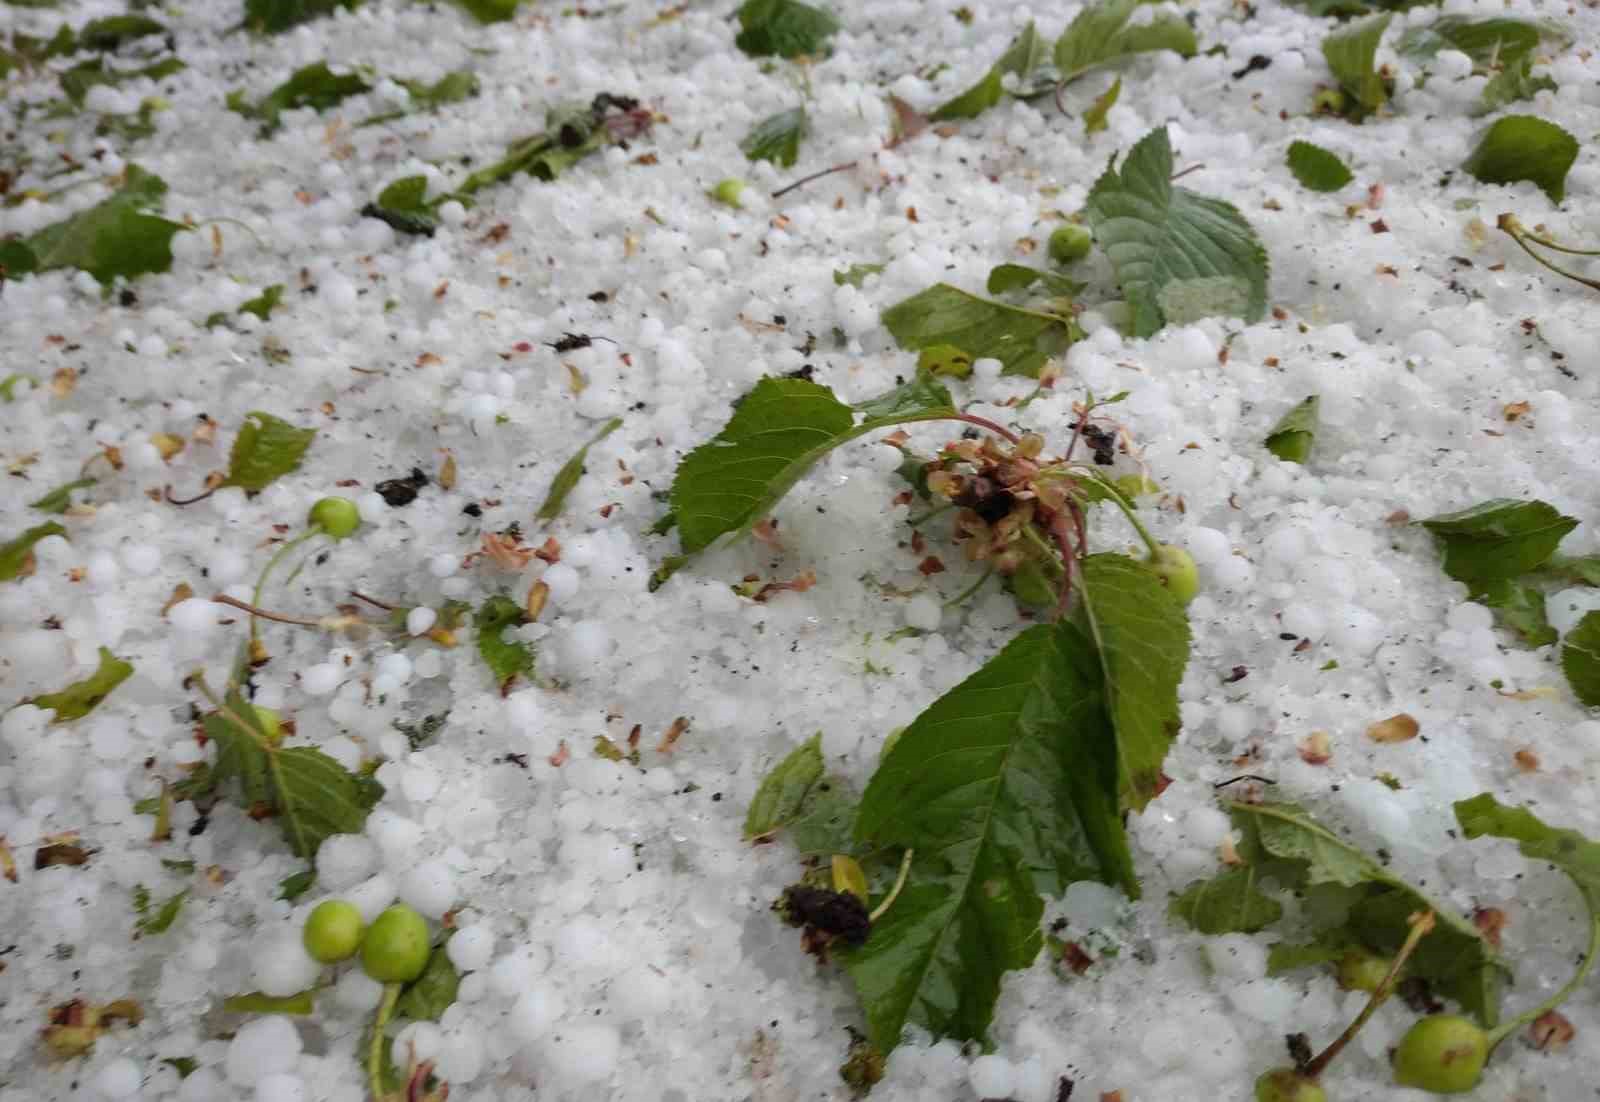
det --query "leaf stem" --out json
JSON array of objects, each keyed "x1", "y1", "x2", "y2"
[
  {"x1": 1500, "y1": 213, "x2": 1600, "y2": 256},
  {"x1": 212, "y1": 593, "x2": 328, "y2": 628},
  {"x1": 349, "y1": 590, "x2": 398, "y2": 612},
  {"x1": 948, "y1": 412, "x2": 1021, "y2": 445},
  {"x1": 1486, "y1": 915, "x2": 1600, "y2": 1051},
  {"x1": 869, "y1": 849, "x2": 914, "y2": 923},
  {"x1": 1303, "y1": 910, "x2": 1435, "y2": 1080},
  {"x1": 942, "y1": 568, "x2": 995, "y2": 609},
  {"x1": 907, "y1": 502, "x2": 956, "y2": 528},
  {"x1": 1081, "y1": 474, "x2": 1161, "y2": 557},
  {"x1": 771, "y1": 158, "x2": 862, "y2": 200},
  {"x1": 250, "y1": 530, "x2": 320, "y2": 645},
  {"x1": 368, "y1": 982, "x2": 402, "y2": 1102},
  {"x1": 1497, "y1": 215, "x2": 1600, "y2": 292}
]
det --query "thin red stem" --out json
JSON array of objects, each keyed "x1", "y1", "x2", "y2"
[
  {"x1": 349, "y1": 591, "x2": 397, "y2": 612},
  {"x1": 164, "y1": 484, "x2": 218, "y2": 507},
  {"x1": 771, "y1": 159, "x2": 861, "y2": 200},
  {"x1": 212, "y1": 594, "x2": 326, "y2": 628}
]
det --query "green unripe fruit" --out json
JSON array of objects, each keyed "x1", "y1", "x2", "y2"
[
  {"x1": 308, "y1": 496, "x2": 360, "y2": 539},
  {"x1": 1147, "y1": 544, "x2": 1200, "y2": 605},
  {"x1": 1048, "y1": 224, "x2": 1092, "y2": 266},
  {"x1": 1336, "y1": 948, "x2": 1391, "y2": 992},
  {"x1": 251, "y1": 705, "x2": 283, "y2": 743},
  {"x1": 1392, "y1": 1015, "x2": 1489, "y2": 1094},
  {"x1": 303, "y1": 900, "x2": 365, "y2": 963},
  {"x1": 710, "y1": 178, "x2": 746, "y2": 207},
  {"x1": 360, "y1": 904, "x2": 431, "y2": 983},
  {"x1": 1254, "y1": 1068, "x2": 1327, "y2": 1102}
]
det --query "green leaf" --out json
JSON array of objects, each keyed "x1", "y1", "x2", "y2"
[
  {"x1": 362, "y1": 175, "x2": 440, "y2": 237},
  {"x1": 394, "y1": 939, "x2": 460, "y2": 1021},
  {"x1": 1286, "y1": 141, "x2": 1353, "y2": 192},
  {"x1": 451, "y1": 0, "x2": 521, "y2": 21},
  {"x1": 846, "y1": 619, "x2": 1134, "y2": 1051},
  {"x1": 396, "y1": 71, "x2": 480, "y2": 111},
  {"x1": 277, "y1": 870, "x2": 315, "y2": 901},
  {"x1": 0, "y1": 375, "x2": 29, "y2": 402},
  {"x1": 1462, "y1": 115, "x2": 1579, "y2": 203},
  {"x1": 834, "y1": 262, "x2": 886, "y2": 288},
  {"x1": 474, "y1": 595, "x2": 535, "y2": 691},
  {"x1": 1475, "y1": 54, "x2": 1557, "y2": 117},
  {"x1": 160, "y1": 1057, "x2": 198, "y2": 1080},
  {"x1": 1398, "y1": 17, "x2": 1542, "y2": 67},
  {"x1": 243, "y1": 0, "x2": 361, "y2": 34},
  {"x1": 1224, "y1": 800, "x2": 1509, "y2": 1025},
  {"x1": 1545, "y1": 555, "x2": 1600, "y2": 587},
  {"x1": 1170, "y1": 865, "x2": 1284, "y2": 934},
  {"x1": 1054, "y1": 0, "x2": 1197, "y2": 84},
  {"x1": 916, "y1": 345, "x2": 973, "y2": 378},
  {"x1": 657, "y1": 375, "x2": 956, "y2": 584},
  {"x1": 29, "y1": 477, "x2": 96, "y2": 514},
  {"x1": 734, "y1": 0, "x2": 840, "y2": 59},
  {"x1": 931, "y1": 22, "x2": 1048, "y2": 121},
  {"x1": 1083, "y1": 76, "x2": 1120, "y2": 135},
  {"x1": 745, "y1": 734, "x2": 826, "y2": 840},
  {"x1": 223, "y1": 990, "x2": 316, "y2": 1015},
  {"x1": 1475, "y1": 578, "x2": 1556, "y2": 648},
  {"x1": 1454, "y1": 793, "x2": 1600, "y2": 910},
  {"x1": 536, "y1": 417, "x2": 623, "y2": 522},
  {"x1": 31, "y1": 647, "x2": 133, "y2": 723},
  {"x1": 134, "y1": 887, "x2": 188, "y2": 936},
  {"x1": 223, "y1": 412, "x2": 316, "y2": 493},
  {"x1": 234, "y1": 62, "x2": 373, "y2": 135},
  {"x1": 1075, "y1": 553, "x2": 1190, "y2": 810},
  {"x1": 1322, "y1": 14, "x2": 1393, "y2": 117},
  {"x1": 205, "y1": 688, "x2": 384, "y2": 859},
  {"x1": 61, "y1": 57, "x2": 186, "y2": 105},
  {"x1": 3, "y1": 165, "x2": 185, "y2": 284},
  {"x1": 741, "y1": 107, "x2": 807, "y2": 168},
  {"x1": 1562, "y1": 610, "x2": 1600, "y2": 708},
  {"x1": 0, "y1": 521, "x2": 66, "y2": 582},
  {"x1": 1264, "y1": 395, "x2": 1319, "y2": 463},
  {"x1": 1266, "y1": 935, "x2": 1353, "y2": 975},
  {"x1": 984, "y1": 264, "x2": 1086, "y2": 299},
  {"x1": 238, "y1": 285, "x2": 284, "y2": 322},
  {"x1": 1420, "y1": 499, "x2": 1578, "y2": 593},
  {"x1": 1083, "y1": 127, "x2": 1269, "y2": 339},
  {"x1": 882, "y1": 283, "x2": 1077, "y2": 377},
  {"x1": 454, "y1": 100, "x2": 615, "y2": 196},
  {"x1": 76, "y1": 15, "x2": 166, "y2": 52}
]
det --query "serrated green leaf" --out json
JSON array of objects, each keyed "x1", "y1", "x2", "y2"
[
  {"x1": 882, "y1": 283, "x2": 1077, "y2": 377},
  {"x1": 1420, "y1": 499, "x2": 1578, "y2": 593},
  {"x1": 1083, "y1": 127, "x2": 1269, "y2": 338},
  {"x1": 243, "y1": 0, "x2": 361, "y2": 34},
  {"x1": 833, "y1": 261, "x2": 886, "y2": 287},
  {"x1": 985, "y1": 264, "x2": 1086, "y2": 299},
  {"x1": 77, "y1": 15, "x2": 166, "y2": 52},
  {"x1": 233, "y1": 62, "x2": 373, "y2": 135},
  {"x1": 474, "y1": 595, "x2": 535, "y2": 690},
  {"x1": 1398, "y1": 17, "x2": 1542, "y2": 67},
  {"x1": 1286, "y1": 141, "x2": 1353, "y2": 192},
  {"x1": 223, "y1": 989, "x2": 315, "y2": 1014},
  {"x1": 1054, "y1": 0, "x2": 1197, "y2": 83},
  {"x1": 734, "y1": 0, "x2": 839, "y2": 58},
  {"x1": 31, "y1": 647, "x2": 132, "y2": 723},
  {"x1": 846, "y1": 619, "x2": 1133, "y2": 1052},
  {"x1": 1475, "y1": 578, "x2": 1556, "y2": 648},
  {"x1": 1, "y1": 521, "x2": 67, "y2": 582},
  {"x1": 1562, "y1": 611, "x2": 1600, "y2": 707},
  {"x1": 395, "y1": 937, "x2": 460, "y2": 1021},
  {"x1": 205, "y1": 688, "x2": 384, "y2": 859},
  {"x1": 1170, "y1": 865, "x2": 1283, "y2": 934},
  {"x1": 656, "y1": 375, "x2": 956, "y2": 585},
  {"x1": 135, "y1": 887, "x2": 188, "y2": 936},
  {"x1": 4, "y1": 165, "x2": 186, "y2": 285},
  {"x1": 1264, "y1": 395, "x2": 1318, "y2": 463},
  {"x1": 1083, "y1": 76, "x2": 1120, "y2": 135},
  {"x1": 745, "y1": 734, "x2": 826, "y2": 839},
  {"x1": 1322, "y1": 14, "x2": 1393, "y2": 117},
  {"x1": 1225, "y1": 800, "x2": 1508, "y2": 1025},
  {"x1": 222, "y1": 412, "x2": 315, "y2": 493},
  {"x1": 1474, "y1": 54, "x2": 1557, "y2": 117},
  {"x1": 536, "y1": 417, "x2": 623, "y2": 522},
  {"x1": 1455, "y1": 793, "x2": 1600, "y2": 910},
  {"x1": 29, "y1": 477, "x2": 96, "y2": 514},
  {"x1": 1076, "y1": 553, "x2": 1190, "y2": 810},
  {"x1": 741, "y1": 107, "x2": 807, "y2": 168},
  {"x1": 1463, "y1": 115, "x2": 1578, "y2": 203},
  {"x1": 932, "y1": 22, "x2": 1048, "y2": 121}
]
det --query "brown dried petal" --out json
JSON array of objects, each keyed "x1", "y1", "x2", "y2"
[
  {"x1": 1298, "y1": 731, "x2": 1332, "y2": 765},
  {"x1": 1366, "y1": 713, "x2": 1419, "y2": 743},
  {"x1": 1528, "y1": 1010, "x2": 1574, "y2": 1051}
]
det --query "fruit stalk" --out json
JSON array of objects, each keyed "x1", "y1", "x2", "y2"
[{"x1": 1303, "y1": 910, "x2": 1435, "y2": 1079}]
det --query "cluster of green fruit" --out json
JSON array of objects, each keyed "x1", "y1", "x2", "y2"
[{"x1": 303, "y1": 900, "x2": 432, "y2": 983}]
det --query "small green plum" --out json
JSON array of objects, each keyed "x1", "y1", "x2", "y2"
[
  {"x1": 1336, "y1": 948, "x2": 1391, "y2": 992},
  {"x1": 1048, "y1": 224, "x2": 1093, "y2": 266},
  {"x1": 1147, "y1": 543, "x2": 1200, "y2": 605},
  {"x1": 303, "y1": 899, "x2": 364, "y2": 963},
  {"x1": 307, "y1": 496, "x2": 360, "y2": 539},
  {"x1": 1392, "y1": 1015, "x2": 1489, "y2": 1094},
  {"x1": 711, "y1": 178, "x2": 746, "y2": 207},
  {"x1": 1254, "y1": 1068, "x2": 1327, "y2": 1102},
  {"x1": 360, "y1": 904, "x2": 430, "y2": 983},
  {"x1": 250, "y1": 705, "x2": 282, "y2": 742}
]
